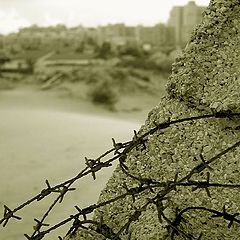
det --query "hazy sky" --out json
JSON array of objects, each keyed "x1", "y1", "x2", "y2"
[{"x1": 0, "y1": 0, "x2": 210, "y2": 34}]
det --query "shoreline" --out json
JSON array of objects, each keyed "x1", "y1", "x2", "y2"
[{"x1": 0, "y1": 84, "x2": 156, "y2": 124}]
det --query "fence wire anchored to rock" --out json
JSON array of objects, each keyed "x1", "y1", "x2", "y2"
[{"x1": 1, "y1": 112, "x2": 240, "y2": 239}]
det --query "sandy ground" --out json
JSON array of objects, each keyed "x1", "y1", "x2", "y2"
[{"x1": 0, "y1": 86, "x2": 145, "y2": 239}]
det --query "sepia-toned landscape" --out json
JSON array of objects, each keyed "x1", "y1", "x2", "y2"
[{"x1": 0, "y1": 1, "x2": 213, "y2": 239}]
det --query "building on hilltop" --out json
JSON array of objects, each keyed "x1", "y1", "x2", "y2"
[
  {"x1": 96, "y1": 23, "x2": 174, "y2": 49},
  {"x1": 1, "y1": 1, "x2": 208, "y2": 55},
  {"x1": 96, "y1": 24, "x2": 138, "y2": 46},
  {"x1": 168, "y1": 1, "x2": 206, "y2": 47},
  {"x1": 136, "y1": 23, "x2": 174, "y2": 48}
]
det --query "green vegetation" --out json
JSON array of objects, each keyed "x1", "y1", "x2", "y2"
[
  {"x1": 0, "y1": 50, "x2": 10, "y2": 76},
  {"x1": 96, "y1": 41, "x2": 112, "y2": 59},
  {"x1": 10, "y1": 49, "x2": 53, "y2": 61},
  {"x1": 0, "y1": 25, "x2": 179, "y2": 112},
  {"x1": 87, "y1": 80, "x2": 118, "y2": 110},
  {"x1": 34, "y1": 63, "x2": 168, "y2": 114}
]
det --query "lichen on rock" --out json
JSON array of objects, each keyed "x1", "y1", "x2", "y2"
[{"x1": 70, "y1": 0, "x2": 240, "y2": 239}]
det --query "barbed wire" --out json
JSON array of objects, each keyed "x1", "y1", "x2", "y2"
[{"x1": 1, "y1": 110, "x2": 240, "y2": 239}]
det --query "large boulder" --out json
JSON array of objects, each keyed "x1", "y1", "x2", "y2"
[{"x1": 70, "y1": 0, "x2": 240, "y2": 239}]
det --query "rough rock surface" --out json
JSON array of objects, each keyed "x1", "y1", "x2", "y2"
[{"x1": 70, "y1": 0, "x2": 240, "y2": 239}]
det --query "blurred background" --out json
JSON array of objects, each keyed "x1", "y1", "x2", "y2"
[{"x1": 0, "y1": 0, "x2": 210, "y2": 239}]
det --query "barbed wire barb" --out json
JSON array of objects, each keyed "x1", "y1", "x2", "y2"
[
  {"x1": 211, "y1": 205, "x2": 240, "y2": 228},
  {"x1": 0, "y1": 205, "x2": 22, "y2": 227},
  {"x1": 191, "y1": 172, "x2": 212, "y2": 197}
]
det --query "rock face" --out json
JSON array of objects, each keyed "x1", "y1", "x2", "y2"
[{"x1": 71, "y1": 0, "x2": 240, "y2": 239}]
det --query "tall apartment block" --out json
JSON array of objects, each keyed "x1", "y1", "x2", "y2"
[{"x1": 168, "y1": 1, "x2": 206, "y2": 47}]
